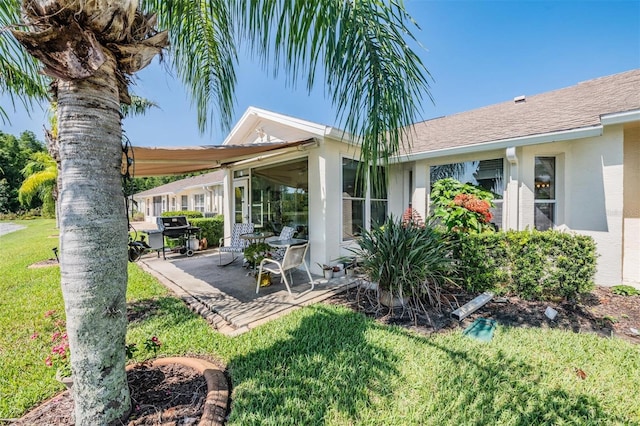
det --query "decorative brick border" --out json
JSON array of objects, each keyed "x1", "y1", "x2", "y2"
[{"x1": 129, "y1": 357, "x2": 229, "y2": 426}]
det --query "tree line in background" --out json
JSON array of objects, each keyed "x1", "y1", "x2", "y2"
[
  {"x1": 0, "y1": 130, "x2": 48, "y2": 216},
  {"x1": 0, "y1": 128, "x2": 189, "y2": 219}
]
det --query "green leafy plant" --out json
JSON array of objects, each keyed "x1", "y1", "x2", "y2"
[
  {"x1": 350, "y1": 215, "x2": 456, "y2": 313},
  {"x1": 244, "y1": 242, "x2": 273, "y2": 267},
  {"x1": 430, "y1": 178, "x2": 496, "y2": 233},
  {"x1": 189, "y1": 216, "x2": 224, "y2": 247},
  {"x1": 125, "y1": 336, "x2": 162, "y2": 362},
  {"x1": 161, "y1": 210, "x2": 203, "y2": 218},
  {"x1": 452, "y1": 230, "x2": 597, "y2": 300},
  {"x1": 611, "y1": 285, "x2": 640, "y2": 296}
]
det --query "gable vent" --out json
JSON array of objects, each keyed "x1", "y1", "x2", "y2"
[{"x1": 513, "y1": 95, "x2": 526, "y2": 103}]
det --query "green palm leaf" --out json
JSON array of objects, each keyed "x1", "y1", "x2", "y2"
[
  {"x1": 142, "y1": 0, "x2": 237, "y2": 131},
  {"x1": 0, "y1": 0, "x2": 49, "y2": 122}
]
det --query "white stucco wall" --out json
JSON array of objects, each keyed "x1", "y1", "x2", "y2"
[
  {"x1": 519, "y1": 127, "x2": 625, "y2": 286},
  {"x1": 623, "y1": 127, "x2": 640, "y2": 286},
  {"x1": 411, "y1": 131, "x2": 627, "y2": 287}
]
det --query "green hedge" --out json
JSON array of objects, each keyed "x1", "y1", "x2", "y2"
[
  {"x1": 161, "y1": 210, "x2": 203, "y2": 218},
  {"x1": 452, "y1": 230, "x2": 597, "y2": 300},
  {"x1": 189, "y1": 216, "x2": 224, "y2": 247}
]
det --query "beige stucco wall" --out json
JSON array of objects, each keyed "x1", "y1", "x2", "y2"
[
  {"x1": 518, "y1": 127, "x2": 625, "y2": 286},
  {"x1": 623, "y1": 126, "x2": 640, "y2": 286},
  {"x1": 410, "y1": 127, "x2": 627, "y2": 287}
]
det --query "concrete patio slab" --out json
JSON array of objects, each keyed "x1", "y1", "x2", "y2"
[{"x1": 138, "y1": 248, "x2": 357, "y2": 336}]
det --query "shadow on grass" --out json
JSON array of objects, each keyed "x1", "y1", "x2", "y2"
[
  {"x1": 126, "y1": 296, "x2": 193, "y2": 325},
  {"x1": 228, "y1": 305, "x2": 398, "y2": 425},
  {"x1": 389, "y1": 326, "x2": 633, "y2": 425}
]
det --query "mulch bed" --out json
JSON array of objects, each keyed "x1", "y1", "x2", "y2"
[
  {"x1": 27, "y1": 258, "x2": 59, "y2": 268},
  {"x1": 327, "y1": 285, "x2": 640, "y2": 344},
  {"x1": 11, "y1": 363, "x2": 208, "y2": 426}
]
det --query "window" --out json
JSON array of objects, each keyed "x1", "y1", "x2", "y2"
[
  {"x1": 430, "y1": 158, "x2": 504, "y2": 229},
  {"x1": 342, "y1": 158, "x2": 387, "y2": 241},
  {"x1": 251, "y1": 159, "x2": 309, "y2": 238},
  {"x1": 194, "y1": 194, "x2": 205, "y2": 212},
  {"x1": 170, "y1": 197, "x2": 176, "y2": 211},
  {"x1": 534, "y1": 157, "x2": 555, "y2": 230},
  {"x1": 181, "y1": 195, "x2": 188, "y2": 210}
]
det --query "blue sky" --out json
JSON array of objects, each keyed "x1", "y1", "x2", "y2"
[{"x1": 1, "y1": 1, "x2": 639, "y2": 147}]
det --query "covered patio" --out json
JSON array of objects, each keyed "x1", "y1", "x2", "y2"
[{"x1": 137, "y1": 249, "x2": 357, "y2": 336}]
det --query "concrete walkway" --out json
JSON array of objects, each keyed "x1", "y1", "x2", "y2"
[{"x1": 138, "y1": 249, "x2": 357, "y2": 336}]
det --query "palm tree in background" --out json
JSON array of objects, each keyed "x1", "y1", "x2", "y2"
[
  {"x1": 0, "y1": 0, "x2": 432, "y2": 423},
  {"x1": 18, "y1": 96, "x2": 157, "y2": 222},
  {"x1": 18, "y1": 150, "x2": 57, "y2": 216}
]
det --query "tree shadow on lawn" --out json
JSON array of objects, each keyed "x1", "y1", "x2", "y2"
[
  {"x1": 227, "y1": 305, "x2": 399, "y2": 425},
  {"x1": 389, "y1": 326, "x2": 633, "y2": 425},
  {"x1": 126, "y1": 296, "x2": 195, "y2": 326}
]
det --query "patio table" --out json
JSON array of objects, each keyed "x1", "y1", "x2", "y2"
[
  {"x1": 240, "y1": 231, "x2": 275, "y2": 245},
  {"x1": 267, "y1": 238, "x2": 307, "y2": 248}
]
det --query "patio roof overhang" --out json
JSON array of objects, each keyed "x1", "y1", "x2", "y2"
[{"x1": 125, "y1": 138, "x2": 315, "y2": 177}]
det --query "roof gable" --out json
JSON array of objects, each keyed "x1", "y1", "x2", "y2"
[{"x1": 223, "y1": 107, "x2": 331, "y2": 146}]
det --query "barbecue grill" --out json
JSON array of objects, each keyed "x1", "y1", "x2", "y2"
[{"x1": 156, "y1": 216, "x2": 201, "y2": 259}]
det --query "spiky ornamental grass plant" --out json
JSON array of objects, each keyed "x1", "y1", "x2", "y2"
[{"x1": 352, "y1": 216, "x2": 457, "y2": 321}]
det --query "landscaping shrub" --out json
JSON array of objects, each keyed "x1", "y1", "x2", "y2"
[
  {"x1": 611, "y1": 285, "x2": 640, "y2": 296},
  {"x1": 453, "y1": 230, "x2": 597, "y2": 300},
  {"x1": 351, "y1": 215, "x2": 456, "y2": 312},
  {"x1": 161, "y1": 210, "x2": 203, "y2": 218},
  {"x1": 189, "y1": 216, "x2": 224, "y2": 247}
]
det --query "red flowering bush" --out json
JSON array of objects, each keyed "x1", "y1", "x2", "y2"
[
  {"x1": 431, "y1": 178, "x2": 496, "y2": 233},
  {"x1": 452, "y1": 193, "x2": 493, "y2": 223}
]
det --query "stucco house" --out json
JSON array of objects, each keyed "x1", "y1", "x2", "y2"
[
  {"x1": 132, "y1": 69, "x2": 640, "y2": 287},
  {"x1": 133, "y1": 170, "x2": 224, "y2": 221}
]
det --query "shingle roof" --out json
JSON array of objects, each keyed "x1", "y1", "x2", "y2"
[
  {"x1": 405, "y1": 69, "x2": 640, "y2": 156},
  {"x1": 134, "y1": 169, "x2": 224, "y2": 197}
]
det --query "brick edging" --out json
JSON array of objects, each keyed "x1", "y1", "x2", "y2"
[{"x1": 129, "y1": 357, "x2": 229, "y2": 425}]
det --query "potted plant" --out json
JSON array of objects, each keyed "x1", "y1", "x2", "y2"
[
  {"x1": 317, "y1": 263, "x2": 334, "y2": 279},
  {"x1": 350, "y1": 215, "x2": 455, "y2": 309},
  {"x1": 244, "y1": 242, "x2": 273, "y2": 268},
  {"x1": 333, "y1": 256, "x2": 358, "y2": 277}
]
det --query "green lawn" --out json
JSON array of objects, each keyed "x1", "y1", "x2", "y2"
[{"x1": 1, "y1": 219, "x2": 639, "y2": 425}]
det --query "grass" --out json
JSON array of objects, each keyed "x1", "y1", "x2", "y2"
[{"x1": 1, "y1": 219, "x2": 640, "y2": 424}]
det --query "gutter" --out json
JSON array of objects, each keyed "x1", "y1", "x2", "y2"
[{"x1": 600, "y1": 109, "x2": 640, "y2": 126}]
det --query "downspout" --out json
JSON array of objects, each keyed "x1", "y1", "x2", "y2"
[
  {"x1": 505, "y1": 147, "x2": 519, "y2": 230},
  {"x1": 203, "y1": 186, "x2": 216, "y2": 214}
]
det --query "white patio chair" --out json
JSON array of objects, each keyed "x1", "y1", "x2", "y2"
[
  {"x1": 218, "y1": 223, "x2": 254, "y2": 266},
  {"x1": 266, "y1": 226, "x2": 296, "y2": 260},
  {"x1": 256, "y1": 242, "x2": 314, "y2": 295}
]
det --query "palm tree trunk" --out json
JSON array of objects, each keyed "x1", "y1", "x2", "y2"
[{"x1": 57, "y1": 52, "x2": 131, "y2": 424}]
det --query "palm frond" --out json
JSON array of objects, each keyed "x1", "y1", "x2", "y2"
[
  {"x1": 21, "y1": 151, "x2": 56, "y2": 177},
  {"x1": 18, "y1": 169, "x2": 56, "y2": 205},
  {"x1": 121, "y1": 95, "x2": 159, "y2": 117},
  {"x1": 141, "y1": 0, "x2": 237, "y2": 131},
  {"x1": 233, "y1": 0, "x2": 432, "y2": 191},
  {"x1": 0, "y1": 1, "x2": 49, "y2": 122}
]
